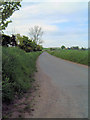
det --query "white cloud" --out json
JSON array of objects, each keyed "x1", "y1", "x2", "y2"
[
  {"x1": 5, "y1": 21, "x2": 59, "y2": 36},
  {"x1": 10, "y1": 2, "x2": 88, "y2": 21},
  {"x1": 10, "y1": 5, "x2": 39, "y2": 20},
  {"x1": 51, "y1": 19, "x2": 69, "y2": 24}
]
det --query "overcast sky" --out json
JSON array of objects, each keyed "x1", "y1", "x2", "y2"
[{"x1": 4, "y1": 0, "x2": 88, "y2": 48}]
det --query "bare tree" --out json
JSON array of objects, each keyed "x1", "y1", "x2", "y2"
[{"x1": 29, "y1": 26, "x2": 44, "y2": 45}]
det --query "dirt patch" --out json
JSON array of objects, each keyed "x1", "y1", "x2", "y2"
[{"x1": 2, "y1": 76, "x2": 40, "y2": 118}]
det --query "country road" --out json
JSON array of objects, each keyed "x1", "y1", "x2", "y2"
[{"x1": 31, "y1": 52, "x2": 88, "y2": 118}]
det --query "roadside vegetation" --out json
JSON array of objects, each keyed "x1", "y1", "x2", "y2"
[
  {"x1": 2, "y1": 47, "x2": 42, "y2": 103},
  {"x1": 48, "y1": 48, "x2": 88, "y2": 66},
  {"x1": 1, "y1": 1, "x2": 43, "y2": 105}
]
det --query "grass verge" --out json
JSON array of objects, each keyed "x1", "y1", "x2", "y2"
[
  {"x1": 48, "y1": 50, "x2": 88, "y2": 66},
  {"x1": 2, "y1": 47, "x2": 42, "y2": 103}
]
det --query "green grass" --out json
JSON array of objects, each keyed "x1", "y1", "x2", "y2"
[
  {"x1": 2, "y1": 47, "x2": 42, "y2": 103},
  {"x1": 48, "y1": 49, "x2": 89, "y2": 66}
]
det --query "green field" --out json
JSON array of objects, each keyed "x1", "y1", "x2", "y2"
[
  {"x1": 48, "y1": 50, "x2": 89, "y2": 66},
  {"x1": 2, "y1": 47, "x2": 42, "y2": 103}
]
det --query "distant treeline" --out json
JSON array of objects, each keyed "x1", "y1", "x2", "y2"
[
  {"x1": 2, "y1": 34, "x2": 43, "y2": 52},
  {"x1": 49, "y1": 45, "x2": 88, "y2": 51}
]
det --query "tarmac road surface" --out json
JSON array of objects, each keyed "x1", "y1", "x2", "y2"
[{"x1": 32, "y1": 52, "x2": 88, "y2": 118}]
